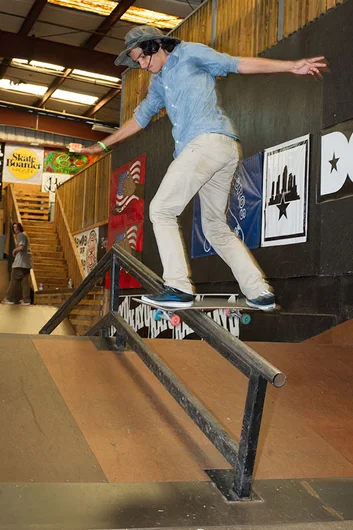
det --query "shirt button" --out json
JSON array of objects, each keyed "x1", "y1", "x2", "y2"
[
  {"x1": 165, "y1": 85, "x2": 169, "y2": 89},
  {"x1": 176, "y1": 140, "x2": 180, "y2": 143},
  {"x1": 171, "y1": 104, "x2": 175, "y2": 108}
]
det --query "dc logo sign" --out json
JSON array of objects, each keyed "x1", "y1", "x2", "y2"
[{"x1": 320, "y1": 131, "x2": 353, "y2": 198}]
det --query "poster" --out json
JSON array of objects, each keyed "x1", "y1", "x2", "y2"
[
  {"x1": 3, "y1": 144, "x2": 44, "y2": 184},
  {"x1": 0, "y1": 143, "x2": 4, "y2": 198},
  {"x1": 43, "y1": 149, "x2": 100, "y2": 175},
  {"x1": 320, "y1": 126, "x2": 353, "y2": 202},
  {"x1": 41, "y1": 172, "x2": 72, "y2": 202},
  {"x1": 73, "y1": 227, "x2": 99, "y2": 277},
  {"x1": 107, "y1": 154, "x2": 146, "y2": 288},
  {"x1": 227, "y1": 153, "x2": 263, "y2": 250},
  {"x1": 191, "y1": 153, "x2": 263, "y2": 258},
  {"x1": 261, "y1": 135, "x2": 310, "y2": 247}
]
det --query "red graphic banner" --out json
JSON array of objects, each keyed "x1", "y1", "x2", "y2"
[{"x1": 107, "y1": 154, "x2": 146, "y2": 288}]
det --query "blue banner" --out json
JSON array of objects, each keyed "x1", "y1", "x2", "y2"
[
  {"x1": 227, "y1": 152, "x2": 263, "y2": 250},
  {"x1": 191, "y1": 153, "x2": 263, "y2": 258}
]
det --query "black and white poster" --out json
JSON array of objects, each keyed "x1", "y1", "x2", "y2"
[
  {"x1": 320, "y1": 127, "x2": 353, "y2": 202},
  {"x1": 42, "y1": 172, "x2": 71, "y2": 202},
  {"x1": 261, "y1": 135, "x2": 310, "y2": 247}
]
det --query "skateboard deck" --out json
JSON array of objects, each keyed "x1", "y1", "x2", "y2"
[{"x1": 131, "y1": 296, "x2": 260, "y2": 326}]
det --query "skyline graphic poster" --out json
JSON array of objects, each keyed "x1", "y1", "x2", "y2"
[{"x1": 261, "y1": 135, "x2": 310, "y2": 247}]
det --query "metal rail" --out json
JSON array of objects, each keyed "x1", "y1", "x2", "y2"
[{"x1": 40, "y1": 243, "x2": 286, "y2": 498}]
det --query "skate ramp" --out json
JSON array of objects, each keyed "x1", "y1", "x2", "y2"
[
  {"x1": 306, "y1": 318, "x2": 353, "y2": 346},
  {"x1": 0, "y1": 304, "x2": 75, "y2": 335}
]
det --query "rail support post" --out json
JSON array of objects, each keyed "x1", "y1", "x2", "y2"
[{"x1": 233, "y1": 373, "x2": 267, "y2": 498}]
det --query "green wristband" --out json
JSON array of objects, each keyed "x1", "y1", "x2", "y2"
[{"x1": 97, "y1": 140, "x2": 109, "y2": 152}]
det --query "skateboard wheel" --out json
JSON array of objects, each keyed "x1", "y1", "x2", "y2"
[
  {"x1": 170, "y1": 315, "x2": 181, "y2": 327},
  {"x1": 226, "y1": 309, "x2": 231, "y2": 318},
  {"x1": 241, "y1": 313, "x2": 251, "y2": 325},
  {"x1": 154, "y1": 309, "x2": 163, "y2": 321}
]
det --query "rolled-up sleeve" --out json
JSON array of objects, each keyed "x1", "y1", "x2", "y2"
[
  {"x1": 187, "y1": 42, "x2": 240, "y2": 77},
  {"x1": 133, "y1": 78, "x2": 165, "y2": 128}
]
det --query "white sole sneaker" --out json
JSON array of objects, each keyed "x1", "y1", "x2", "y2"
[
  {"x1": 246, "y1": 301, "x2": 276, "y2": 311},
  {"x1": 141, "y1": 295, "x2": 194, "y2": 308}
]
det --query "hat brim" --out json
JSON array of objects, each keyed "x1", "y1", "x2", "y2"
[{"x1": 114, "y1": 35, "x2": 180, "y2": 69}]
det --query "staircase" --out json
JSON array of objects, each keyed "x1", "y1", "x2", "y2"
[
  {"x1": 35, "y1": 287, "x2": 105, "y2": 336},
  {"x1": 25, "y1": 220, "x2": 70, "y2": 291},
  {"x1": 7, "y1": 185, "x2": 105, "y2": 336},
  {"x1": 15, "y1": 189, "x2": 50, "y2": 222}
]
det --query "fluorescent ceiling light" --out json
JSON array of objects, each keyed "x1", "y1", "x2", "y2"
[
  {"x1": 53, "y1": 89, "x2": 98, "y2": 105},
  {"x1": 0, "y1": 79, "x2": 47, "y2": 96},
  {"x1": 48, "y1": 0, "x2": 183, "y2": 29},
  {"x1": 72, "y1": 69, "x2": 120, "y2": 83},
  {"x1": 121, "y1": 7, "x2": 182, "y2": 29},
  {"x1": 12, "y1": 58, "x2": 65, "y2": 72},
  {"x1": 0, "y1": 78, "x2": 99, "y2": 105}
]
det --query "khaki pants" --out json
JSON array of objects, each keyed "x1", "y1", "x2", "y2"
[
  {"x1": 149, "y1": 133, "x2": 269, "y2": 298},
  {"x1": 6, "y1": 267, "x2": 31, "y2": 303}
]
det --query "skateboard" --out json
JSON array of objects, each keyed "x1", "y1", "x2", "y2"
[{"x1": 132, "y1": 294, "x2": 259, "y2": 327}]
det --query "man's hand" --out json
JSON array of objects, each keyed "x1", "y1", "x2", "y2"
[
  {"x1": 66, "y1": 143, "x2": 103, "y2": 155},
  {"x1": 292, "y1": 56, "x2": 329, "y2": 79}
]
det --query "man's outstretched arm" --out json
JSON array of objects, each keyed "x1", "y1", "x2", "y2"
[
  {"x1": 79, "y1": 117, "x2": 143, "y2": 154},
  {"x1": 238, "y1": 56, "x2": 328, "y2": 79}
]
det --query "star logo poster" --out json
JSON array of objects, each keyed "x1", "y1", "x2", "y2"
[
  {"x1": 319, "y1": 123, "x2": 353, "y2": 202},
  {"x1": 261, "y1": 135, "x2": 310, "y2": 247}
]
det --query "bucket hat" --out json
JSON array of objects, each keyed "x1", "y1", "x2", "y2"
[{"x1": 114, "y1": 25, "x2": 180, "y2": 69}]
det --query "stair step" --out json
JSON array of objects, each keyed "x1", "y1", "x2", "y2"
[
  {"x1": 34, "y1": 261, "x2": 67, "y2": 267},
  {"x1": 33, "y1": 259, "x2": 67, "y2": 266},
  {"x1": 36, "y1": 272, "x2": 68, "y2": 279},
  {"x1": 17, "y1": 196, "x2": 49, "y2": 202},
  {"x1": 77, "y1": 299, "x2": 104, "y2": 306},
  {"x1": 26, "y1": 226, "x2": 55, "y2": 233},
  {"x1": 69, "y1": 317, "x2": 99, "y2": 327},
  {"x1": 71, "y1": 308, "x2": 101, "y2": 317},
  {"x1": 31, "y1": 251, "x2": 64, "y2": 258},
  {"x1": 16, "y1": 191, "x2": 49, "y2": 197}
]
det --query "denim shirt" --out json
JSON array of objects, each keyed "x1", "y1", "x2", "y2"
[{"x1": 133, "y1": 41, "x2": 240, "y2": 157}]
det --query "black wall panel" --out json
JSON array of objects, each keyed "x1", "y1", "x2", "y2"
[{"x1": 111, "y1": 0, "x2": 353, "y2": 300}]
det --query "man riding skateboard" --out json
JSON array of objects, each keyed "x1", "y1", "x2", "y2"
[{"x1": 75, "y1": 26, "x2": 327, "y2": 310}]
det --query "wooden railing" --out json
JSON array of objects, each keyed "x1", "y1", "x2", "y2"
[
  {"x1": 4, "y1": 184, "x2": 38, "y2": 292},
  {"x1": 121, "y1": 0, "x2": 344, "y2": 122},
  {"x1": 56, "y1": 152, "x2": 112, "y2": 234},
  {"x1": 54, "y1": 195, "x2": 85, "y2": 289}
]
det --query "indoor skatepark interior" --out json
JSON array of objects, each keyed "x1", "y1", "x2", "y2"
[{"x1": 0, "y1": 306, "x2": 352, "y2": 529}]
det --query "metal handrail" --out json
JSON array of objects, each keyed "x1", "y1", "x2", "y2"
[
  {"x1": 40, "y1": 243, "x2": 285, "y2": 387},
  {"x1": 40, "y1": 243, "x2": 286, "y2": 498}
]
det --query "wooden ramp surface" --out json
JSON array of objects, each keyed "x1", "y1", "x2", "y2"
[
  {"x1": 308, "y1": 318, "x2": 353, "y2": 346},
  {"x1": 0, "y1": 304, "x2": 75, "y2": 335},
  {"x1": 0, "y1": 334, "x2": 352, "y2": 484}
]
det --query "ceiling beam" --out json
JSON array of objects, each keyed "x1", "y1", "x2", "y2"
[
  {"x1": 0, "y1": 106, "x2": 108, "y2": 141},
  {"x1": 34, "y1": 67, "x2": 71, "y2": 107},
  {"x1": 0, "y1": 0, "x2": 48, "y2": 80},
  {"x1": 0, "y1": 31, "x2": 124, "y2": 77},
  {"x1": 36, "y1": 0, "x2": 133, "y2": 112},
  {"x1": 84, "y1": 87, "x2": 121, "y2": 117},
  {"x1": 18, "y1": 0, "x2": 48, "y2": 36},
  {"x1": 83, "y1": 0, "x2": 136, "y2": 49}
]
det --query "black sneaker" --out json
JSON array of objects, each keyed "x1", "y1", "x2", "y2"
[
  {"x1": 246, "y1": 290, "x2": 276, "y2": 311},
  {"x1": 141, "y1": 287, "x2": 195, "y2": 308}
]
